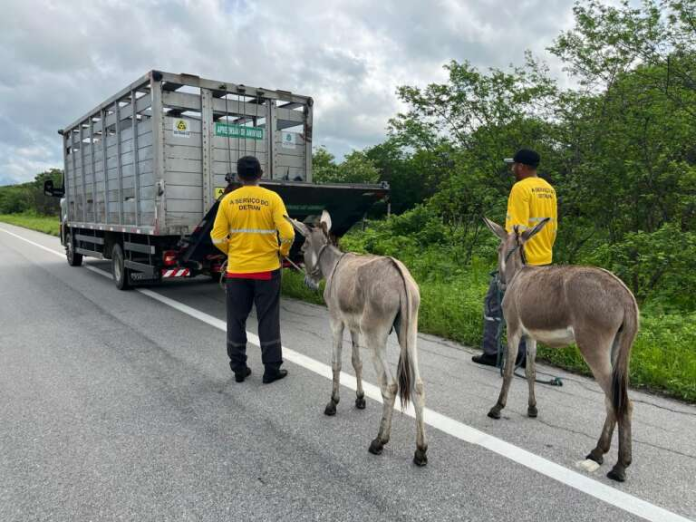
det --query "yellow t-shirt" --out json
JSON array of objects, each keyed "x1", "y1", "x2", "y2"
[
  {"x1": 210, "y1": 185, "x2": 295, "y2": 273},
  {"x1": 505, "y1": 177, "x2": 557, "y2": 266}
]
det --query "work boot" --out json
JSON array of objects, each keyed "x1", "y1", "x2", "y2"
[
  {"x1": 472, "y1": 352, "x2": 526, "y2": 368},
  {"x1": 262, "y1": 369, "x2": 288, "y2": 384},
  {"x1": 472, "y1": 352, "x2": 498, "y2": 367},
  {"x1": 234, "y1": 367, "x2": 252, "y2": 383}
]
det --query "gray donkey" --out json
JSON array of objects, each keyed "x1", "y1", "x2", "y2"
[
  {"x1": 483, "y1": 217, "x2": 639, "y2": 482},
  {"x1": 286, "y1": 211, "x2": 428, "y2": 466}
]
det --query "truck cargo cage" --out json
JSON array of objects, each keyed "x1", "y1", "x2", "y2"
[{"x1": 61, "y1": 70, "x2": 315, "y2": 236}]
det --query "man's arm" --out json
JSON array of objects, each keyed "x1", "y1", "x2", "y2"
[
  {"x1": 273, "y1": 196, "x2": 295, "y2": 257},
  {"x1": 210, "y1": 199, "x2": 230, "y2": 254},
  {"x1": 505, "y1": 183, "x2": 530, "y2": 234}
]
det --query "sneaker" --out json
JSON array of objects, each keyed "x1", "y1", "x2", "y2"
[
  {"x1": 262, "y1": 369, "x2": 288, "y2": 384},
  {"x1": 472, "y1": 353, "x2": 498, "y2": 367},
  {"x1": 234, "y1": 367, "x2": 252, "y2": 383}
]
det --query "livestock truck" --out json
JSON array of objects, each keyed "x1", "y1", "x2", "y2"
[{"x1": 45, "y1": 70, "x2": 388, "y2": 289}]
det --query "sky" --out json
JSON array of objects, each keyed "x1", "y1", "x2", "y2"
[{"x1": 0, "y1": 0, "x2": 579, "y2": 185}]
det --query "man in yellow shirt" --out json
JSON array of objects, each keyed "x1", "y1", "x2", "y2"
[
  {"x1": 211, "y1": 156, "x2": 295, "y2": 384},
  {"x1": 473, "y1": 149, "x2": 557, "y2": 367}
]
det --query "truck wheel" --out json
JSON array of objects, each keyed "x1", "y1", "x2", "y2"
[
  {"x1": 111, "y1": 244, "x2": 133, "y2": 290},
  {"x1": 66, "y1": 232, "x2": 83, "y2": 267}
]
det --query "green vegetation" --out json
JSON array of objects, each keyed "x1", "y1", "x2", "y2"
[
  {"x1": 0, "y1": 212, "x2": 60, "y2": 236},
  {"x1": 0, "y1": 169, "x2": 62, "y2": 216}
]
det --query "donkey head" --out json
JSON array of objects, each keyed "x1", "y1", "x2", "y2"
[
  {"x1": 285, "y1": 210, "x2": 333, "y2": 289},
  {"x1": 482, "y1": 217, "x2": 550, "y2": 285}
]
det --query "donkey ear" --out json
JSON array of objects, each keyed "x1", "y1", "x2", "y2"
[
  {"x1": 284, "y1": 215, "x2": 310, "y2": 237},
  {"x1": 483, "y1": 217, "x2": 507, "y2": 240},
  {"x1": 520, "y1": 218, "x2": 551, "y2": 243},
  {"x1": 320, "y1": 210, "x2": 332, "y2": 233}
]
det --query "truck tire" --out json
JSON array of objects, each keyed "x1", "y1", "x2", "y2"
[
  {"x1": 111, "y1": 244, "x2": 133, "y2": 290},
  {"x1": 66, "y1": 232, "x2": 83, "y2": 267}
]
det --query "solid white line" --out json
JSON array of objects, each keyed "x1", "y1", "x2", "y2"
[
  {"x1": 0, "y1": 226, "x2": 67, "y2": 258},
  {"x1": 0, "y1": 225, "x2": 691, "y2": 522}
]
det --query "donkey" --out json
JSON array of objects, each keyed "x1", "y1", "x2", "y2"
[
  {"x1": 286, "y1": 211, "x2": 428, "y2": 466},
  {"x1": 482, "y1": 217, "x2": 639, "y2": 482}
]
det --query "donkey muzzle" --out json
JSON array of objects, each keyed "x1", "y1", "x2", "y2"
[{"x1": 304, "y1": 274, "x2": 320, "y2": 291}]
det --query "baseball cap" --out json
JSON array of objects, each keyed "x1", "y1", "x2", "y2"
[{"x1": 503, "y1": 149, "x2": 540, "y2": 168}]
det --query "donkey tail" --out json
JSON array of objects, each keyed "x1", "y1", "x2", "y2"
[
  {"x1": 388, "y1": 258, "x2": 419, "y2": 409},
  {"x1": 611, "y1": 294, "x2": 639, "y2": 420}
]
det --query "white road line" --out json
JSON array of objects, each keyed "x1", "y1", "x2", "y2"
[{"x1": 1, "y1": 225, "x2": 691, "y2": 522}]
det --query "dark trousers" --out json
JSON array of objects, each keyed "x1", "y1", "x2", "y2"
[
  {"x1": 226, "y1": 270, "x2": 283, "y2": 373},
  {"x1": 481, "y1": 273, "x2": 527, "y2": 360}
]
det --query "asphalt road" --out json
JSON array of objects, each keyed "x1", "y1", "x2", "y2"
[{"x1": 1, "y1": 223, "x2": 695, "y2": 522}]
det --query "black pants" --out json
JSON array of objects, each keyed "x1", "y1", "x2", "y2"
[
  {"x1": 481, "y1": 273, "x2": 527, "y2": 360},
  {"x1": 226, "y1": 270, "x2": 283, "y2": 373}
]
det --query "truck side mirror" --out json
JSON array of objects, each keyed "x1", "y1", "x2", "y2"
[{"x1": 44, "y1": 179, "x2": 65, "y2": 198}]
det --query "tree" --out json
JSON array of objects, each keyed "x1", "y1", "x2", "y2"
[
  {"x1": 364, "y1": 139, "x2": 430, "y2": 214},
  {"x1": 0, "y1": 169, "x2": 62, "y2": 215},
  {"x1": 551, "y1": 0, "x2": 696, "y2": 115},
  {"x1": 312, "y1": 147, "x2": 339, "y2": 183},
  {"x1": 313, "y1": 148, "x2": 379, "y2": 184}
]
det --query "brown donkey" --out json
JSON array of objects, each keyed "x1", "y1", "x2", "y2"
[
  {"x1": 483, "y1": 217, "x2": 639, "y2": 482},
  {"x1": 286, "y1": 211, "x2": 427, "y2": 466}
]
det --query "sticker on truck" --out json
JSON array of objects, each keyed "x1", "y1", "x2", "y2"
[
  {"x1": 282, "y1": 131, "x2": 296, "y2": 149},
  {"x1": 215, "y1": 123, "x2": 263, "y2": 140},
  {"x1": 173, "y1": 119, "x2": 191, "y2": 138}
]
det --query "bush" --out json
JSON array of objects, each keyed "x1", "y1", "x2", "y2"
[{"x1": 583, "y1": 224, "x2": 696, "y2": 312}]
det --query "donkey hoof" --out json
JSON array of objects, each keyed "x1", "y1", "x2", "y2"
[
  {"x1": 488, "y1": 407, "x2": 502, "y2": 420},
  {"x1": 413, "y1": 448, "x2": 428, "y2": 467},
  {"x1": 368, "y1": 439, "x2": 384, "y2": 455},
  {"x1": 324, "y1": 401, "x2": 337, "y2": 416},
  {"x1": 355, "y1": 396, "x2": 366, "y2": 410},
  {"x1": 586, "y1": 452, "x2": 603, "y2": 465},
  {"x1": 528, "y1": 406, "x2": 538, "y2": 418},
  {"x1": 607, "y1": 466, "x2": 626, "y2": 482}
]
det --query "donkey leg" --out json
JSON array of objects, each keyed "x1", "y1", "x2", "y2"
[
  {"x1": 368, "y1": 336, "x2": 397, "y2": 456},
  {"x1": 586, "y1": 398, "x2": 616, "y2": 466},
  {"x1": 410, "y1": 344, "x2": 428, "y2": 467},
  {"x1": 525, "y1": 338, "x2": 538, "y2": 418},
  {"x1": 577, "y1": 332, "x2": 616, "y2": 468},
  {"x1": 488, "y1": 330, "x2": 521, "y2": 419},
  {"x1": 324, "y1": 319, "x2": 344, "y2": 416},
  {"x1": 608, "y1": 399, "x2": 633, "y2": 482},
  {"x1": 350, "y1": 329, "x2": 366, "y2": 410}
]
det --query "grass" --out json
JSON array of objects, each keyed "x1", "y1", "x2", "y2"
[
  {"x1": 0, "y1": 212, "x2": 60, "y2": 236},
  {"x1": 281, "y1": 247, "x2": 696, "y2": 404}
]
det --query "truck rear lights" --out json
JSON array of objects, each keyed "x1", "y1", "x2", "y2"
[{"x1": 163, "y1": 250, "x2": 178, "y2": 267}]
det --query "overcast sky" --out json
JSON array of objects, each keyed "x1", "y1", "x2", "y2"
[{"x1": 0, "y1": 0, "x2": 578, "y2": 185}]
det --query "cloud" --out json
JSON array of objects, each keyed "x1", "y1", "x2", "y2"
[{"x1": 0, "y1": 0, "x2": 576, "y2": 183}]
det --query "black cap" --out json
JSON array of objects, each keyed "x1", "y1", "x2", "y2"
[
  {"x1": 504, "y1": 149, "x2": 540, "y2": 168},
  {"x1": 237, "y1": 156, "x2": 262, "y2": 180}
]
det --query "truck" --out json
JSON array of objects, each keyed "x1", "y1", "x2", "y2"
[{"x1": 44, "y1": 70, "x2": 388, "y2": 289}]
